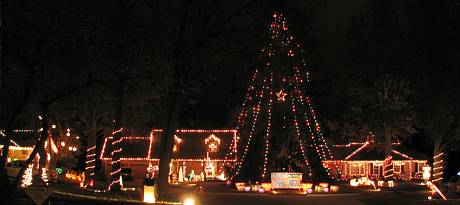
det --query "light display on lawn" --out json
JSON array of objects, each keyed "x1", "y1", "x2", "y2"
[
  {"x1": 271, "y1": 172, "x2": 302, "y2": 189},
  {"x1": 229, "y1": 12, "x2": 333, "y2": 182},
  {"x1": 21, "y1": 163, "x2": 34, "y2": 187}
]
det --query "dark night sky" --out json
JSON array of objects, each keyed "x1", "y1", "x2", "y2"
[
  {"x1": 187, "y1": 0, "x2": 367, "y2": 128},
  {"x1": 2, "y1": 0, "x2": 459, "y2": 174},
  {"x1": 2, "y1": 0, "x2": 459, "y2": 134}
]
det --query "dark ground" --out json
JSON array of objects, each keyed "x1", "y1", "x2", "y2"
[{"x1": 12, "y1": 181, "x2": 460, "y2": 205}]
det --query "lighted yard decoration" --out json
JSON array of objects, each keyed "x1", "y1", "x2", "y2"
[
  {"x1": 228, "y1": 12, "x2": 334, "y2": 183},
  {"x1": 271, "y1": 172, "x2": 302, "y2": 189}
]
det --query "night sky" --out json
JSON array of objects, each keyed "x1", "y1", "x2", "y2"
[
  {"x1": 187, "y1": 0, "x2": 365, "y2": 127},
  {"x1": 1, "y1": 0, "x2": 460, "y2": 176}
]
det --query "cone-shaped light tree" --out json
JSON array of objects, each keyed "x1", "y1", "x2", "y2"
[{"x1": 228, "y1": 12, "x2": 335, "y2": 183}]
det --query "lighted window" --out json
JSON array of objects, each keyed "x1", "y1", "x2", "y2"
[
  {"x1": 351, "y1": 164, "x2": 360, "y2": 175},
  {"x1": 394, "y1": 164, "x2": 401, "y2": 173},
  {"x1": 373, "y1": 164, "x2": 380, "y2": 175}
]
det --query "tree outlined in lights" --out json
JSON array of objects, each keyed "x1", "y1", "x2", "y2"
[{"x1": 228, "y1": 12, "x2": 334, "y2": 183}]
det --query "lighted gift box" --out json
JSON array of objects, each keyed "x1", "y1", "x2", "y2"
[
  {"x1": 261, "y1": 183, "x2": 272, "y2": 191},
  {"x1": 314, "y1": 185, "x2": 323, "y2": 192},
  {"x1": 388, "y1": 181, "x2": 395, "y2": 187},
  {"x1": 330, "y1": 185, "x2": 339, "y2": 192},
  {"x1": 143, "y1": 185, "x2": 156, "y2": 203},
  {"x1": 244, "y1": 186, "x2": 251, "y2": 192},
  {"x1": 362, "y1": 178, "x2": 372, "y2": 186},
  {"x1": 377, "y1": 180, "x2": 384, "y2": 187},
  {"x1": 251, "y1": 185, "x2": 259, "y2": 192},
  {"x1": 319, "y1": 182, "x2": 329, "y2": 188},
  {"x1": 235, "y1": 182, "x2": 245, "y2": 191},
  {"x1": 301, "y1": 182, "x2": 313, "y2": 192}
]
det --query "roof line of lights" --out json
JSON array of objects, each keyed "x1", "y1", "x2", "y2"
[
  {"x1": 100, "y1": 129, "x2": 237, "y2": 161},
  {"x1": 9, "y1": 139, "x2": 20, "y2": 147},
  {"x1": 151, "y1": 129, "x2": 237, "y2": 133},
  {"x1": 100, "y1": 157, "x2": 236, "y2": 162},
  {"x1": 345, "y1": 141, "x2": 370, "y2": 160},
  {"x1": 0, "y1": 130, "x2": 30, "y2": 147},
  {"x1": 334, "y1": 142, "x2": 367, "y2": 147},
  {"x1": 391, "y1": 149, "x2": 413, "y2": 160},
  {"x1": 0, "y1": 129, "x2": 35, "y2": 133},
  {"x1": 334, "y1": 142, "x2": 401, "y2": 147},
  {"x1": 323, "y1": 160, "x2": 427, "y2": 163},
  {"x1": 0, "y1": 145, "x2": 34, "y2": 150}
]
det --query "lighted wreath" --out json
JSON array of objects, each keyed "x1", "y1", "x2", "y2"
[{"x1": 205, "y1": 134, "x2": 221, "y2": 153}]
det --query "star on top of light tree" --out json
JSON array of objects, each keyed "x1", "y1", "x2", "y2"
[{"x1": 276, "y1": 89, "x2": 287, "y2": 101}]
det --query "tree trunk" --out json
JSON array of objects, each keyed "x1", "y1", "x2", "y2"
[
  {"x1": 157, "y1": 92, "x2": 184, "y2": 198},
  {"x1": 0, "y1": 0, "x2": 3, "y2": 87},
  {"x1": 383, "y1": 128, "x2": 393, "y2": 181},
  {"x1": 0, "y1": 127, "x2": 13, "y2": 204},
  {"x1": 38, "y1": 146, "x2": 46, "y2": 176},
  {"x1": 110, "y1": 77, "x2": 126, "y2": 191},
  {"x1": 0, "y1": 126, "x2": 13, "y2": 204},
  {"x1": 0, "y1": 73, "x2": 33, "y2": 203},
  {"x1": 85, "y1": 105, "x2": 97, "y2": 180},
  {"x1": 432, "y1": 139, "x2": 443, "y2": 184},
  {"x1": 12, "y1": 103, "x2": 50, "y2": 189}
]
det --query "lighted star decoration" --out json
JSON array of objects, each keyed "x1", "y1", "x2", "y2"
[{"x1": 276, "y1": 90, "x2": 287, "y2": 101}]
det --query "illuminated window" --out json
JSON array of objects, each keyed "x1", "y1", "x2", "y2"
[
  {"x1": 351, "y1": 164, "x2": 360, "y2": 175},
  {"x1": 373, "y1": 164, "x2": 380, "y2": 175},
  {"x1": 205, "y1": 134, "x2": 221, "y2": 153},
  {"x1": 394, "y1": 164, "x2": 401, "y2": 173}
]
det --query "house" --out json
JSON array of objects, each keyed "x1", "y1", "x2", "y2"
[
  {"x1": 100, "y1": 129, "x2": 237, "y2": 182},
  {"x1": 0, "y1": 130, "x2": 36, "y2": 163},
  {"x1": 100, "y1": 128, "x2": 429, "y2": 182},
  {"x1": 0, "y1": 129, "x2": 60, "y2": 170},
  {"x1": 323, "y1": 140, "x2": 429, "y2": 180}
]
